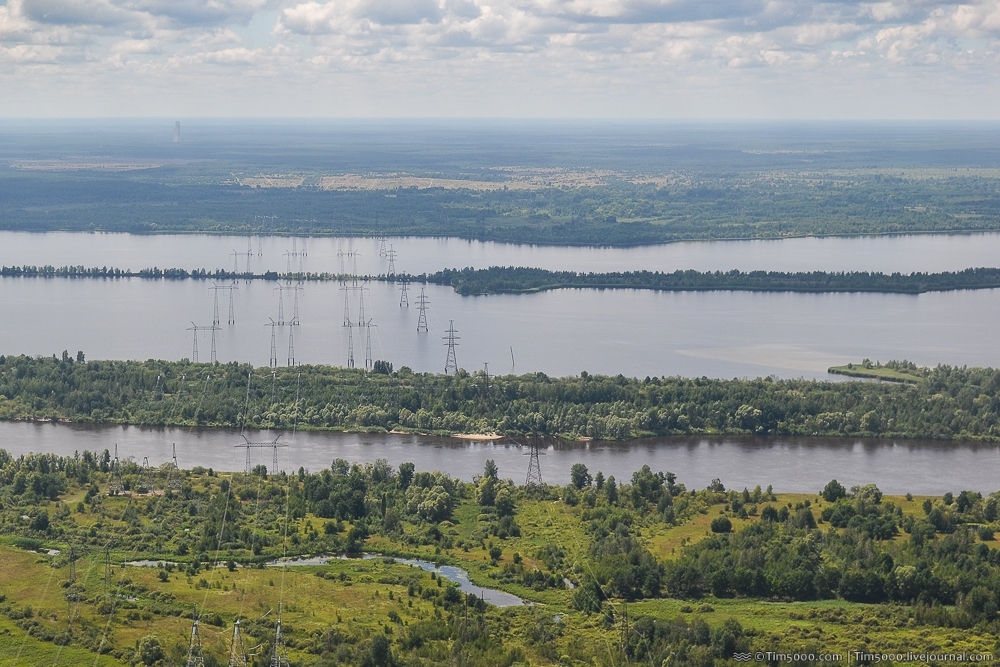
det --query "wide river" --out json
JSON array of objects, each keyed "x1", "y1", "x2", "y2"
[
  {"x1": 3, "y1": 230, "x2": 1000, "y2": 492},
  {"x1": 1, "y1": 422, "x2": 997, "y2": 495},
  {"x1": 3, "y1": 231, "x2": 1000, "y2": 379}
]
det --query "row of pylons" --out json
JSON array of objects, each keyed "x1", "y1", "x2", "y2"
[
  {"x1": 183, "y1": 594, "x2": 288, "y2": 666},
  {"x1": 107, "y1": 443, "x2": 182, "y2": 496}
]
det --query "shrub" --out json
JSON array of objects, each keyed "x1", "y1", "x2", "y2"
[{"x1": 710, "y1": 517, "x2": 732, "y2": 533}]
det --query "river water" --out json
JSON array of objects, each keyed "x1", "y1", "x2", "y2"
[
  {"x1": 3, "y1": 422, "x2": 996, "y2": 495},
  {"x1": 3, "y1": 230, "x2": 1000, "y2": 491},
  {"x1": 2, "y1": 270, "x2": 999, "y2": 379},
  {"x1": 4, "y1": 230, "x2": 1000, "y2": 276},
  {"x1": 3, "y1": 231, "x2": 1000, "y2": 380}
]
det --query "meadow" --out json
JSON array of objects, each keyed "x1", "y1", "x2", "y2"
[{"x1": 0, "y1": 450, "x2": 997, "y2": 666}]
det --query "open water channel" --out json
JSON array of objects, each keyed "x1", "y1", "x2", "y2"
[
  {"x1": 2, "y1": 422, "x2": 997, "y2": 495},
  {"x1": 2, "y1": 231, "x2": 1000, "y2": 379},
  {"x1": 3, "y1": 230, "x2": 1000, "y2": 492}
]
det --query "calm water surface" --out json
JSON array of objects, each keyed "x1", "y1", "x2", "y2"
[
  {"x1": 1, "y1": 276, "x2": 998, "y2": 379},
  {"x1": 2, "y1": 422, "x2": 997, "y2": 495},
  {"x1": 3, "y1": 230, "x2": 1000, "y2": 275},
  {"x1": 3, "y1": 231, "x2": 1000, "y2": 379}
]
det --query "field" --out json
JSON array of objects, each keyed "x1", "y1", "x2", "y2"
[{"x1": 0, "y1": 447, "x2": 997, "y2": 667}]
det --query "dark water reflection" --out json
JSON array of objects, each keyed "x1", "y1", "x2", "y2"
[{"x1": 1, "y1": 421, "x2": 996, "y2": 495}]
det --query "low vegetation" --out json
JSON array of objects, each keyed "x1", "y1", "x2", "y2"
[{"x1": 0, "y1": 450, "x2": 997, "y2": 665}]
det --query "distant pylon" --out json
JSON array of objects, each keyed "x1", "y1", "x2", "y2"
[
  {"x1": 270, "y1": 604, "x2": 290, "y2": 667},
  {"x1": 525, "y1": 434, "x2": 544, "y2": 489},
  {"x1": 189, "y1": 325, "x2": 199, "y2": 363},
  {"x1": 291, "y1": 284, "x2": 302, "y2": 325},
  {"x1": 287, "y1": 326, "x2": 295, "y2": 367},
  {"x1": 168, "y1": 443, "x2": 182, "y2": 490},
  {"x1": 267, "y1": 319, "x2": 278, "y2": 368},
  {"x1": 188, "y1": 323, "x2": 220, "y2": 363},
  {"x1": 274, "y1": 285, "x2": 286, "y2": 325},
  {"x1": 387, "y1": 246, "x2": 397, "y2": 275},
  {"x1": 399, "y1": 280, "x2": 409, "y2": 307},
  {"x1": 212, "y1": 282, "x2": 238, "y2": 325},
  {"x1": 228, "y1": 283, "x2": 237, "y2": 324},
  {"x1": 231, "y1": 250, "x2": 240, "y2": 274},
  {"x1": 416, "y1": 288, "x2": 429, "y2": 332},
  {"x1": 346, "y1": 321, "x2": 355, "y2": 368},
  {"x1": 364, "y1": 319, "x2": 374, "y2": 371},
  {"x1": 109, "y1": 444, "x2": 123, "y2": 495},
  {"x1": 341, "y1": 284, "x2": 355, "y2": 368},
  {"x1": 138, "y1": 456, "x2": 151, "y2": 492},
  {"x1": 228, "y1": 619, "x2": 248, "y2": 667},
  {"x1": 185, "y1": 607, "x2": 205, "y2": 667},
  {"x1": 357, "y1": 284, "x2": 366, "y2": 327},
  {"x1": 443, "y1": 320, "x2": 459, "y2": 374},
  {"x1": 379, "y1": 236, "x2": 387, "y2": 257}
]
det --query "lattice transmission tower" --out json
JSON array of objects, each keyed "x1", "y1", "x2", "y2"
[
  {"x1": 416, "y1": 288, "x2": 429, "y2": 332},
  {"x1": 443, "y1": 321, "x2": 459, "y2": 374},
  {"x1": 524, "y1": 434, "x2": 545, "y2": 489}
]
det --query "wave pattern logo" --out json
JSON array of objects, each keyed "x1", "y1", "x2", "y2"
[{"x1": 733, "y1": 653, "x2": 753, "y2": 662}]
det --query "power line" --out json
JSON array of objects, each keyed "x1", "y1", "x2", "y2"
[
  {"x1": 210, "y1": 282, "x2": 239, "y2": 325},
  {"x1": 387, "y1": 245, "x2": 397, "y2": 276},
  {"x1": 524, "y1": 434, "x2": 545, "y2": 490},
  {"x1": 187, "y1": 323, "x2": 221, "y2": 364},
  {"x1": 443, "y1": 320, "x2": 460, "y2": 374},
  {"x1": 399, "y1": 279, "x2": 409, "y2": 307},
  {"x1": 266, "y1": 319, "x2": 279, "y2": 368},
  {"x1": 234, "y1": 435, "x2": 286, "y2": 477},
  {"x1": 416, "y1": 288, "x2": 429, "y2": 332}
]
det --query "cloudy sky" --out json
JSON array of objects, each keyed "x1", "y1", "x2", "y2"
[{"x1": 1, "y1": 0, "x2": 998, "y2": 118}]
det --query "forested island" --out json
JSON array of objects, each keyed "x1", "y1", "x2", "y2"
[
  {"x1": 12, "y1": 264, "x2": 1000, "y2": 296},
  {"x1": 418, "y1": 266, "x2": 1000, "y2": 295},
  {"x1": 2, "y1": 354, "x2": 999, "y2": 441},
  {"x1": 0, "y1": 449, "x2": 997, "y2": 665}
]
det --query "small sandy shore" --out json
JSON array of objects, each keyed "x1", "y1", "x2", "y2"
[{"x1": 451, "y1": 433, "x2": 503, "y2": 440}]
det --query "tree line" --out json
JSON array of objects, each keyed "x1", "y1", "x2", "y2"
[
  {"x1": 12, "y1": 263, "x2": 1000, "y2": 297},
  {"x1": 4, "y1": 354, "x2": 1000, "y2": 441},
  {"x1": 419, "y1": 266, "x2": 1000, "y2": 295}
]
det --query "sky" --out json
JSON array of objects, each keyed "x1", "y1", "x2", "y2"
[{"x1": 0, "y1": 0, "x2": 998, "y2": 118}]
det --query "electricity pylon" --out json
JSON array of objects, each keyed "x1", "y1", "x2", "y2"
[
  {"x1": 416, "y1": 288, "x2": 429, "y2": 332},
  {"x1": 443, "y1": 321, "x2": 459, "y2": 374}
]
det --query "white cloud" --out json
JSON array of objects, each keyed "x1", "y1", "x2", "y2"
[{"x1": 1, "y1": 0, "x2": 1000, "y2": 116}]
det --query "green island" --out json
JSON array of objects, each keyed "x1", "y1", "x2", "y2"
[
  {"x1": 827, "y1": 360, "x2": 927, "y2": 384},
  {"x1": 418, "y1": 266, "x2": 1000, "y2": 295},
  {"x1": 0, "y1": 354, "x2": 998, "y2": 441},
  {"x1": 12, "y1": 265, "x2": 1000, "y2": 297},
  {"x1": 0, "y1": 452, "x2": 997, "y2": 666}
]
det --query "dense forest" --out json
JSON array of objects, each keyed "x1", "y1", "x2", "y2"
[
  {"x1": 0, "y1": 447, "x2": 997, "y2": 665},
  {"x1": 419, "y1": 266, "x2": 1000, "y2": 295},
  {"x1": 3, "y1": 354, "x2": 1000, "y2": 441}
]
